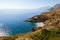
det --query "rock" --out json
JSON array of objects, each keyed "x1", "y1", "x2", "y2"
[
  {"x1": 32, "y1": 27, "x2": 42, "y2": 32},
  {"x1": 34, "y1": 16, "x2": 38, "y2": 20}
]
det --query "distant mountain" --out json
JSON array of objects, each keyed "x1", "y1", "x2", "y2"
[
  {"x1": 32, "y1": 6, "x2": 52, "y2": 13},
  {"x1": 51, "y1": 4, "x2": 60, "y2": 10}
]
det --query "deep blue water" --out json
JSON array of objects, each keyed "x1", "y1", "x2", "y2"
[{"x1": 0, "y1": 8, "x2": 50, "y2": 36}]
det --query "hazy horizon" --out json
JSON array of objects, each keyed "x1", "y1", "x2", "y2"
[{"x1": 0, "y1": 0, "x2": 60, "y2": 9}]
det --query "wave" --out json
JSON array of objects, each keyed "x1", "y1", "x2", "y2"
[{"x1": 0, "y1": 23, "x2": 9, "y2": 36}]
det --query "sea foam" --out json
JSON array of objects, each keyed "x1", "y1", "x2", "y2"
[{"x1": 0, "y1": 23, "x2": 9, "y2": 36}]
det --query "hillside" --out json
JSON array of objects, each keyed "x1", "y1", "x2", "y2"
[{"x1": 52, "y1": 4, "x2": 60, "y2": 10}]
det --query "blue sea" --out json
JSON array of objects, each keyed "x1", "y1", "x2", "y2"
[{"x1": 0, "y1": 8, "x2": 50, "y2": 36}]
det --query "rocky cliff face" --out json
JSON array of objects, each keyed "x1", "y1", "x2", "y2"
[
  {"x1": 27, "y1": 4, "x2": 60, "y2": 31},
  {"x1": 28, "y1": 9, "x2": 60, "y2": 29},
  {"x1": 27, "y1": 4, "x2": 60, "y2": 22}
]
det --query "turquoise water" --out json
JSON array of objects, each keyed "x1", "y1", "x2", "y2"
[
  {"x1": 0, "y1": 10, "x2": 35, "y2": 36},
  {"x1": 0, "y1": 9, "x2": 50, "y2": 36}
]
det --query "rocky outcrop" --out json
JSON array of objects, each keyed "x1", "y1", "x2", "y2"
[
  {"x1": 27, "y1": 4, "x2": 60, "y2": 22},
  {"x1": 27, "y1": 4, "x2": 60, "y2": 31}
]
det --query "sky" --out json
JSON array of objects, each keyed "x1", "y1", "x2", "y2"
[{"x1": 0, "y1": 0, "x2": 60, "y2": 9}]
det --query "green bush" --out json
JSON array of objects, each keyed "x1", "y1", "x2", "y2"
[{"x1": 32, "y1": 28, "x2": 60, "y2": 40}]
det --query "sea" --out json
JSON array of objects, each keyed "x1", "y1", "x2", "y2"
[{"x1": 0, "y1": 8, "x2": 50, "y2": 36}]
